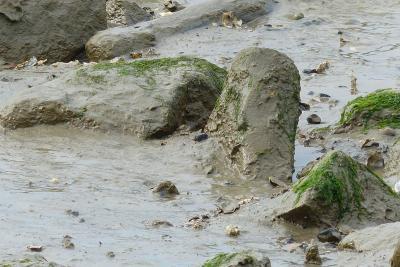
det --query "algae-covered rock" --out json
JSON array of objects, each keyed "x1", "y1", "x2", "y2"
[
  {"x1": 202, "y1": 251, "x2": 271, "y2": 267},
  {"x1": 0, "y1": 254, "x2": 64, "y2": 267},
  {"x1": 339, "y1": 89, "x2": 400, "y2": 130},
  {"x1": 275, "y1": 150, "x2": 400, "y2": 229},
  {"x1": 207, "y1": 47, "x2": 301, "y2": 183},
  {"x1": 0, "y1": 57, "x2": 226, "y2": 138}
]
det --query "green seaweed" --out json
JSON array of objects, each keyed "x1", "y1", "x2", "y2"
[
  {"x1": 202, "y1": 253, "x2": 238, "y2": 267},
  {"x1": 293, "y1": 151, "x2": 362, "y2": 218},
  {"x1": 340, "y1": 89, "x2": 400, "y2": 129}
]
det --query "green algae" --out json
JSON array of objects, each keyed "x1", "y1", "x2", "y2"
[
  {"x1": 202, "y1": 253, "x2": 238, "y2": 267},
  {"x1": 340, "y1": 89, "x2": 400, "y2": 129}
]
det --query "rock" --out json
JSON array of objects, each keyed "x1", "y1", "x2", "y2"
[
  {"x1": 202, "y1": 251, "x2": 271, "y2": 267},
  {"x1": 106, "y1": 251, "x2": 116, "y2": 258},
  {"x1": 0, "y1": 57, "x2": 226, "y2": 139},
  {"x1": 62, "y1": 235, "x2": 75, "y2": 249},
  {"x1": 315, "y1": 61, "x2": 330, "y2": 74},
  {"x1": 382, "y1": 127, "x2": 396, "y2": 136},
  {"x1": 106, "y1": 0, "x2": 151, "y2": 27},
  {"x1": 152, "y1": 181, "x2": 179, "y2": 196},
  {"x1": 275, "y1": 151, "x2": 400, "y2": 229},
  {"x1": 317, "y1": 228, "x2": 342, "y2": 243},
  {"x1": 27, "y1": 245, "x2": 44, "y2": 252},
  {"x1": 339, "y1": 222, "x2": 400, "y2": 255},
  {"x1": 86, "y1": 0, "x2": 272, "y2": 61},
  {"x1": 305, "y1": 245, "x2": 322, "y2": 265},
  {"x1": 287, "y1": 12, "x2": 304, "y2": 20},
  {"x1": 225, "y1": 225, "x2": 240, "y2": 237},
  {"x1": 367, "y1": 151, "x2": 384, "y2": 169},
  {"x1": 339, "y1": 89, "x2": 400, "y2": 130},
  {"x1": 0, "y1": 0, "x2": 107, "y2": 64},
  {"x1": 194, "y1": 133, "x2": 209, "y2": 142},
  {"x1": 151, "y1": 220, "x2": 173, "y2": 227},
  {"x1": 300, "y1": 102, "x2": 311, "y2": 111},
  {"x1": 206, "y1": 47, "x2": 301, "y2": 183},
  {"x1": 391, "y1": 240, "x2": 400, "y2": 267},
  {"x1": 307, "y1": 114, "x2": 321, "y2": 124},
  {"x1": 164, "y1": 0, "x2": 184, "y2": 12}
]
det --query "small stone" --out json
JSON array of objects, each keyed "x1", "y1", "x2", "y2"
[
  {"x1": 317, "y1": 228, "x2": 342, "y2": 243},
  {"x1": 300, "y1": 102, "x2": 310, "y2": 111},
  {"x1": 315, "y1": 61, "x2": 330, "y2": 74},
  {"x1": 338, "y1": 241, "x2": 355, "y2": 250},
  {"x1": 62, "y1": 235, "x2": 75, "y2": 249},
  {"x1": 287, "y1": 12, "x2": 304, "y2": 20},
  {"x1": 66, "y1": 209, "x2": 80, "y2": 217},
  {"x1": 106, "y1": 251, "x2": 115, "y2": 258},
  {"x1": 194, "y1": 133, "x2": 208, "y2": 142},
  {"x1": 27, "y1": 245, "x2": 43, "y2": 252},
  {"x1": 367, "y1": 152, "x2": 384, "y2": 169},
  {"x1": 152, "y1": 181, "x2": 179, "y2": 196},
  {"x1": 225, "y1": 225, "x2": 240, "y2": 237},
  {"x1": 163, "y1": 0, "x2": 184, "y2": 12},
  {"x1": 307, "y1": 114, "x2": 321, "y2": 124},
  {"x1": 151, "y1": 220, "x2": 173, "y2": 227},
  {"x1": 382, "y1": 127, "x2": 396, "y2": 136},
  {"x1": 305, "y1": 244, "x2": 322, "y2": 265},
  {"x1": 303, "y1": 69, "x2": 317, "y2": 74}
]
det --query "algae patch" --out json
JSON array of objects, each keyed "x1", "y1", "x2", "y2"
[
  {"x1": 340, "y1": 88, "x2": 400, "y2": 129},
  {"x1": 202, "y1": 253, "x2": 238, "y2": 267}
]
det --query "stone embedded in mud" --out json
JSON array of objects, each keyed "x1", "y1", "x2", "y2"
[
  {"x1": 391, "y1": 240, "x2": 400, "y2": 267},
  {"x1": 225, "y1": 225, "x2": 240, "y2": 237},
  {"x1": 305, "y1": 245, "x2": 322, "y2": 265},
  {"x1": 339, "y1": 89, "x2": 400, "y2": 130},
  {"x1": 0, "y1": 57, "x2": 227, "y2": 139},
  {"x1": 206, "y1": 47, "x2": 301, "y2": 183},
  {"x1": 86, "y1": 0, "x2": 272, "y2": 61},
  {"x1": 106, "y1": 0, "x2": 151, "y2": 27},
  {"x1": 152, "y1": 181, "x2": 179, "y2": 196},
  {"x1": 62, "y1": 235, "x2": 75, "y2": 249},
  {"x1": 382, "y1": 127, "x2": 397, "y2": 136},
  {"x1": 0, "y1": 0, "x2": 107, "y2": 64},
  {"x1": 307, "y1": 114, "x2": 321, "y2": 124},
  {"x1": 202, "y1": 251, "x2": 271, "y2": 267},
  {"x1": 275, "y1": 150, "x2": 400, "y2": 229},
  {"x1": 317, "y1": 228, "x2": 342, "y2": 243}
]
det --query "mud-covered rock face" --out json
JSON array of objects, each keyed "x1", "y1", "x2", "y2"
[
  {"x1": 0, "y1": 0, "x2": 107, "y2": 64},
  {"x1": 207, "y1": 47, "x2": 301, "y2": 183},
  {"x1": 276, "y1": 150, "x2": 400, "y2": 229},
  {"x1": 339, "y1": 89, "x2": 400, "y2": 130},
  {"x1": 202, "y1": 252, "x2": 271, "y2": 267},
  {"x1": 0, "y1": 57, "x2": 227, "y2": 138}
]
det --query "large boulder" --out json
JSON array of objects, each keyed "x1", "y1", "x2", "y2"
[
  {"x1": 202, "y1": 252, "x2": 271, "y2": 267},
  {"x1": 86, "y1": 0, "x2": 273, "y2": 61},
  {"x1": 339, "y1": 89, "x2": 400, "y2": 131},
  {"x1": 0, "y1": 57, "x2": 226, "y2": 138},
  {"x1": 275, "y1": 151, "x2": 400, "y2": 229},
  {"x1": 0, "y1": 0, "x2": 107, "y2": 64},
  {"x1": 206, "y1": 47, "x2": 301, "y2": 183}
]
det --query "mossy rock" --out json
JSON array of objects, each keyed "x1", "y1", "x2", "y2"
[
  {"x1": 202, "y1": 252, "x2": 271, "y2": 267},
  {"x1": 276, "y1": 150, "x2": 400, "y2": 228},
  {"x1": 339, "y1": 89, "x2": 400, "y2": 130},
  {"x1": 0, "y1": 255, "x2": 64, "y2": 267}
]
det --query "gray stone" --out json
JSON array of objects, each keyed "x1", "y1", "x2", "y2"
[
  {"x1": 106, "y1": 0, "x2": 151, "y2": 27},
  {"x1": 317, "y1": 228, "x2": 342, "y2": 243},
  {"x1": 0, "y1": 0, "x2": 107, "y2": 64},
  {"x1": 86, "y1": 0, "x2": 273, "y2": 61},
  {"x1": 0, "y1": 57, "x2": 226, "y2": 138},
  {"x1": 206, "y1": 47, "x2": 301, "y2": 183},
  {"x1": 307, "y1": 114, "x2": 321, "y2": 124}
]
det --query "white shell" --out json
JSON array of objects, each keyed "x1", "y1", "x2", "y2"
[{"x1": 394, "y1": 181, "x2": 400, "y2": 193}]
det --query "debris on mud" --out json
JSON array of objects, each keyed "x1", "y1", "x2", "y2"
[
  {"x1": 225, "y1": 225, "x2": 240, "y2": 237},
  {"x1": 186, "y1": 214, "x2": 210, "y2": 230},
  {"x1": 305, "y1": 244, "x2": 322, "y2": 265},
  {"x1": 151, "y1": 220, "x2": 173, "y2": 227},
  {"x1": 62, "y1": 235, "x2": 75, "y2": 249},
  {"x1": 152, "y1": 181, "x2": 179, "y2": 196},
  {"x1": 221, "y1": 11, "x2": 243, "y2": 28},
  {"x1": 106, "y1": 251, "x2": 116, "y2": 258},
  {"x1": 351, "y1": 73, "x2": 358, "y2": 95}
]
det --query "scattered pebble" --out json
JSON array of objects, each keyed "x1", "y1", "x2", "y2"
[
  {"x1": 288, "y1": 12, "x2": 304, "y2": 20},
  {"x1": 62, "y1": 235, "x2": 75, "y2": 249},
  {"x1": 317, "y1": 228, "x2": 342, "y2": 243},
  {"x1": 65, "y1": 209, "x2": 80, "y2": 217},
  {"x1": 225, "y1": 225, "x2": 240, "y2": 237},
  {"x1": 106, "y1": 251, "x2": 115, "y2": 258},
  {"x1": 152, "y1": 181, "x2": 179, "y2": 196},
  {"x1": 307, "y1": 114, "x2": 321, "y2": 124},
  {"x1": 27, "y1": 245, "x2": 43, "y2": 252},
  {"x1": 194, "y1": 132, "x2": 208, "y2": 142},
  {"x1": 305, "y1": 244, "x2": 322, "y2": 265}
]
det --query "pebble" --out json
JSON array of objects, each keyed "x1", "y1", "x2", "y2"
[
  {"x1": 307, "y1": 114, "x2": 321, "y2": 124},
  {"x1": 382, "y1": 127, "x2": 396, "y2": 136},
  {"x1": 151, "y1": 220, "x2": 173, "y2": 227},
  {"x1": 225, "y1": 225, "x2": 240, "y2": 237},
  {"x1": 305, "y1": 244, "x2": 322, "y2": 265},
  {"x1": 317, "y1": 228, "x2": 342, "y2": 243},
  {"x1": 62, "y1": 235, "x2": 75, "y2": 249},
  {"x1": 194, "y1": 133, "x2": 208, "y2": 142},
  {"x1": 367, "y1": 152, "x2": 384, "y2": 169},
  {"x1": 152, "y1": 181, "x2": 179, "y2": 196},
  {"x1": 106, "y1": 251, "x2": 115, "y2": 258},
  {"x1": 299, "y1": 102, "x2": 311, "y2": 111}
]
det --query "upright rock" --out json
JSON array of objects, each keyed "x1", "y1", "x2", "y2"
[
  {"x1": 207, "y1": 47, "x2": 301, "y2": 183},
  {"x1": 275, "y1": 151, "x2": 400, "y2": 229},
  {"x1": 0, "y1": 0, "x2": 107, "y2": 64}
]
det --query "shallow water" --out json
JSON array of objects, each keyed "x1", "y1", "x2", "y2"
[{"x1": 1, "y1": 0, "x2": 400, "y2": 265}]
